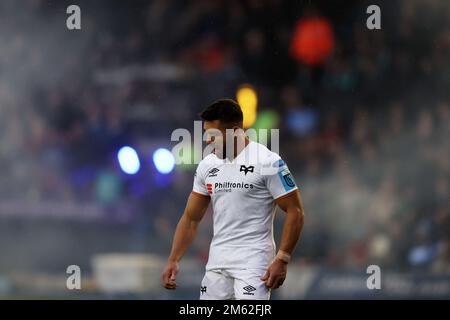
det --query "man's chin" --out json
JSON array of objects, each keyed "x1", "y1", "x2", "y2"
[
  {"x1": 214, "y1": 152, "x2": 225, "y2": 159},
  {"x1": 213, "y1": 149, "x2": 225, "y2": 159}
]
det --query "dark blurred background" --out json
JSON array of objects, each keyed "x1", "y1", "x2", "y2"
[{"x1": 0, "y1": 0, "x2": 449, "y2": 299}]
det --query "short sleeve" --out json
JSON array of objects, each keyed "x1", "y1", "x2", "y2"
[
  {"x1": 192, "y1": 164, "x2": 209, "y2": 196},
  {"x1": 264, "y1": 156, "x2": 298, "y2": 199}
]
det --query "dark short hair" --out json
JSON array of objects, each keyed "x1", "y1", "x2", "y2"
[{"x1": 199, "y1": 99, "x2": 243, "y2": 126}]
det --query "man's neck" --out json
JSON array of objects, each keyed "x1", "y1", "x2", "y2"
[{"x1": 229, "y1": 136, "x2": 250, "y2": 161}]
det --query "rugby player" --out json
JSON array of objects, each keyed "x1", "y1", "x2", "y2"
[{"x1": 162, "y1": 99, "x2": 304, "y2": 300}]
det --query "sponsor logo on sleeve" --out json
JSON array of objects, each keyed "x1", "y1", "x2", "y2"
[{"x1": 278, "y1": 168, "x2": 296, "y2": 191}]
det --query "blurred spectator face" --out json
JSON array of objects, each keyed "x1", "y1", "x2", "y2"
[
  {"x1": 281, "y1": 85, "x2": 302, "y2": 107},
  {"x1": 351, "y1": 109, "x2": 369, "y2": 145},
  {"x1": 192, "y1": 33, "x2": 225, "y2": 73},
  {"x1": 435, "y1": 206, "x2": 449, "y2": 226},
  {"x1": 305, "y1": 157, "x2": 321, "y2": 178},
  {"x1": 361, "y1": 143, "x2": 376, "y2": 163},
  {"x1": 437, "y1": 103, "x2": 449, "y2": 126},
  {"x1": 435, "y1": 177, "x2": 448, "y2": 204},
  {"x1": 281, "y1": 85, "x2": 318, "y2": 136},
  {"x1": 416, "y1": 110, "x2": 433, "y2": 141},
  {"x1": 244, "y1": 29, "x2": 265, "y2": 56},
  {"x1": 389, "y1": 103, "x2": 405, "y2": 135}
]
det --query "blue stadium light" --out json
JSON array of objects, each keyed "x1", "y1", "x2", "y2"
[
  {"x1": 153, "y1": 148, "x2": 175, "y2": 174},
  {"x1": 117, "y1": 146, "x2": 141, "y2": 175}
]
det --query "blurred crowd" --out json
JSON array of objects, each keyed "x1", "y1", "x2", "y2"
[{"x1": 0, "y1": 0, "x2": 449, "y2": 274}]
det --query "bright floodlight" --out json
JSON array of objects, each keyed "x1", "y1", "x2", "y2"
[
  {"x1": 117, "y1": 146, "x2": 140, "y2": 175},
  {"x1": 153, "y1": 148, "x2": 175, "y2": 174},
  {"x1": 237, "y1": 85, "x2": 258, "y2": 128}
]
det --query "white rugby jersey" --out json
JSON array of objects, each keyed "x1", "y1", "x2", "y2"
[{"x1": 192, "y1": 140, "x2": 298, "y2": 270}]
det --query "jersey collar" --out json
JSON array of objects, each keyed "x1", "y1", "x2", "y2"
[{"x1": 225, "y1": 139, "x2": 253, "y2": 164}]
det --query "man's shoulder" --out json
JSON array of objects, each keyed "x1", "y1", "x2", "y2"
[
  {"x1": 251, "y1": 141, "x2": 282, "y2": 165},
  {"x1": 197, "y1": 153, "x2": 220, "y2": 172},
  {"x1": 249, "y1": 141, "x2": 290, "y2": 177}
]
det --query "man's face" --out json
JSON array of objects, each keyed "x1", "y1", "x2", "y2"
[
  {"x1": 204, "y1": 120, "x2": 227, "y2": 159},
  {"x1": 204, "y1": 120, "x2": 245, "y2": 159}
]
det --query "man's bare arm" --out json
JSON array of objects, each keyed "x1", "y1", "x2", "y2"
[
  {"x1": 275, "y1": 189, "x2": 304, "y2": 256},
  {"x1": 168, "y1": 192, "x2": 210, "y2": 262},
  {"x1": 261, "y1": 189, "x2": 304, "y2": 289},
  {"x1": 162, "y1": 192, "x2": 210, "y2": 289}
]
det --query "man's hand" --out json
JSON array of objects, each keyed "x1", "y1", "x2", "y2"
[
  {"x1": 162, "y1": 260, "x2": 179, "y2": 289},
  {"x1": 261, "y1": 258, "x2": 287, "y2": 290}
]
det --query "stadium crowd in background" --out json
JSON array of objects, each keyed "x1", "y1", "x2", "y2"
[{"x1": 0, "y1": 0, "x2": 449, "y2": 274}]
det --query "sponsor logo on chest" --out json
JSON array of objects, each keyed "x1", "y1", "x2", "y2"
[{"x1": 206, "y1": 165, "x2": 256, "y2": 194}]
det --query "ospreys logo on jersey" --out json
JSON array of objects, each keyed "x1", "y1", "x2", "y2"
[{"x1": 239, "y1": 165, "x2": 254, "y2": 175}]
